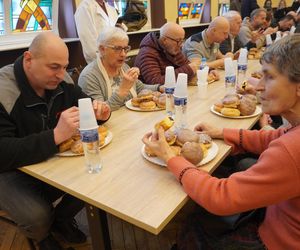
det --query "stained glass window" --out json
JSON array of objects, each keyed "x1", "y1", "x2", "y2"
[
  {"x1": 0, "y1": 0, "x2": 4, "y2": 35},
  {"x1": 11, "y1": 0, "x2": 53, "y2": 32}
]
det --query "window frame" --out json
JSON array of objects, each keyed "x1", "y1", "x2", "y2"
[{"x1": 0, "y1": 0, "x2": 59, "y2": 51}]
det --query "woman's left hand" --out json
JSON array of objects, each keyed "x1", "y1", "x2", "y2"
[
  {"x1": 93, "y1": 100, "x2": 111, "y2": 121},
  {"x1": 142, "y1": 127, "x2": 176, "y2": 163}
]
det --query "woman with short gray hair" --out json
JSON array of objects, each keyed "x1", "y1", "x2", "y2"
[
  {"x1": 143, "y1": 34, "x2": 300, "y2": 249},
  {"x1": 79, "y1": 27, "x2": 162, "y2": 111}
]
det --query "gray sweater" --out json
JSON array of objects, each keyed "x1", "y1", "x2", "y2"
[{"x1": 78, "y1": 60, "x2": 159, "y2": 111}]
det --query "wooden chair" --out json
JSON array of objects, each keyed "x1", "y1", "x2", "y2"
[{"x1": 0, "y1": 210, "x2": 36, "y2": 250}]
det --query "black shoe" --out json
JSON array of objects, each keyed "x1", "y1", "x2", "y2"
[
  {"x1": 39, "y1": 234, "x2": 63, "y2": 250},
  {"x1": 53, "y1": 218, "x2": 87, "y2": 244}
]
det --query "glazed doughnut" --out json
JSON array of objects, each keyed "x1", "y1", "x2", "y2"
[
  {"x1": 176, "y1": 129, "x2": 199, "y2": 147},
  {"x1": 72, "y1": 132, "x2": 81, "y2": 141},
  {"x1": 199, "y1": 143, "x2": 208, "y2": 158},
  {"x1": 170, "y1": 146, "x2": 181, "y2": 156},
  {"x1": 198, "y1": 133, "x2": 212, "y2": 149},
  {"x1": 71, "y1": 140, "x2": 84, "y2": 154},
  {"x1": 154, "y1": 116, "x2": 174, "y2": 131},
  {"x1": 222, "y1": 94, "x2": 240, "y2": 108},
  {"x1": 156, "y1": 94, "x2": 166, "y2": 109},
  {"x1": 139, "y1": 101, "x2": 156, "y2": 110},
  {"x1": 59, "y1": 138, "x2": 74, "y2": 153},
  {"x1": 98, "y1": 126, "x2": 108, "y2": 137},
  {"x1": 221, "y1": 107, "x2": 240, "y2": 117},
  {"x1": 213, "y1": 102, "x2": 224, "y2": 113},
  {"x1": 165, "y1": 130, "x2": 176, "y2": 145},
  {"x1": 131, "y1": 97, "x2": 141, "y2": 107},
  {"x1": 137, "y1": 89, "x2": 153, "y2": 102}
]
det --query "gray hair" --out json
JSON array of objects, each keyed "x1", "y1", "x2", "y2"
[
  {"x1": 261, "y1": 34, "x2": 300, "y2": 83},
  {"x1": 223, "y1": 10, "x2": 241, "y2": 21},
  {"x1": 96, "y1": 26, "x2": 129, "y2": 48},
  {"x1": 250, "y1": 8, "x2": 267, "y2": 21}
]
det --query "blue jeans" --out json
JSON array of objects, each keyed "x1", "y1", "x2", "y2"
[{"x1": 0, "y1": 170, "x2": 84, "y2": 242}]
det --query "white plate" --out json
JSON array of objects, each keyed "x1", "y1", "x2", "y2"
[
  {"x1": 125, "y1": 99, "x2": 164, "y2": 112},
  {"x1": 56, "y1": 131, "x2": 113, "y2": 157},
  {"x1": 141, "y1": 142, "x2": 219, "y2": 167},
  {"x1": 210, "y1": 105, "x2": 262, "y2": 119}
]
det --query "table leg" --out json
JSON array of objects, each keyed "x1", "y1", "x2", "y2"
[{"x1": 85, "y1": 203, "x2": 111, "y2": 250}]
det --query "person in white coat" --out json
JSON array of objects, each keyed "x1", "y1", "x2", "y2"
[{"x1": 75, "y1": 0, "x2": 120, "y2": 64}]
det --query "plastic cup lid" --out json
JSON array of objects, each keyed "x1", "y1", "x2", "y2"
[
  {"x1": 78, "y1": 98, "x2": 98, "y2": 130},
  {"x1": 174, "y1": 73, "x2": 188, "y2": 98},
  {"x1": 164, "y1": 66, "x2": 176, "y2": 87}
]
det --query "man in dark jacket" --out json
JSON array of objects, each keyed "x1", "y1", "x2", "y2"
[
  {"x1": 0, "y1": 32, "x2": 110, "y2": 250},
  {"x1": 220, "y1": 10, "x2": 257, "y2": 55},
  {"x1": 134, "y1": 22, "x2": 198, "y2": 85}
]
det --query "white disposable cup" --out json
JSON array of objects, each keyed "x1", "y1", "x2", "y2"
[
  {"x1": 266, "y1": 34, "x2": 273, "y2": 46},
  {"x1": 224, "y1": 57, "x2": 235, "y2": 76},
  {"x1": 78, "y1": 98, "x2": 98, "y2": 130},
  {"x1": 238, "y1": 48, "x2": 248, "y2": 64},
  {"x1": 290, "y1": 26, "x2": 296, "y2": 34},
  {"x1": 198, "y1": 82, "x2": 208, "y2": 99},
  {"x1": 232, "y1": 60, "x2": 238, "y2": 76},
  {"x1": 197, "y1": 66, "x2": 209, "y2": 84},
  {"x1": 174, "y1": 73, "x2": 188, "y2": 98},
  {"x1": 164, "y1": 66, "x2": 176, "y2": 88}
]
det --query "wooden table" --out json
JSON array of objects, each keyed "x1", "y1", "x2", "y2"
[{"x1": 21, "y1": 61, "x2": 262, "y2": 249}]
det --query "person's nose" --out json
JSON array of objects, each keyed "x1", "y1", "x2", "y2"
[
  {"x1": 120, "y1": 49, "x2": 126, "y2": 57},
  {"x1": 56, "y1": 68, "x2": 66, "y2": 80},
  {"x1": 255, "y1": 78, "x2": 265, "y2": 92}
]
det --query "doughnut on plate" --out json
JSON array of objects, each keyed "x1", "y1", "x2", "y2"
[
  {"x1": 210, "y1": 105, "x2": 262, "y2": 119},
  {"x1": 125, "y1": 99, "x2": 164, "y2": 112},
  {"x1": 141, "y1": 142, "x2": 218, "y2": 167},
  {"x1": 56, "y1": 131, "x2": 113, "y2": 157}
]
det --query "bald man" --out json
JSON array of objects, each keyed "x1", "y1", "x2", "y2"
[
  {"x1": 220, "y1": 11, "x2": 257, "y2": 55},
  {"x1": 0, "y1": 32, "x2": 110, "y2": 249},
  {"x1": 134, "y1": 22, "x2": 199, "y2": 85},
  {"x1": 183, "y1": 16, "x2": 232, "y2": 69}
]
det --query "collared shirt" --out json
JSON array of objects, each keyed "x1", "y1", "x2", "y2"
[
  {"x1": 182, "y1": 29, "x2": 219, "y2": 62},
  {"x1": 230, "y1": 34, "x2": 235, "y2": 53}
]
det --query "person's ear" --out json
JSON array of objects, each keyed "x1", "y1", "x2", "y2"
[
  {"x1": 296, "y1": 83, "x2": 300, "y2": 97},
  {"x1": 98, "y1": 45, "x2": 105, "y2": 56},
  {"x1": 159, "y1": 36, "x2": 167, "y2": 45},
  {"x1": 23, "y1": 51, "x2": 33, "y2": 67}
]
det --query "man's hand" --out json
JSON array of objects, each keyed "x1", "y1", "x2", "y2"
[
  {"x1": 93, "y1": 100, "x2": 111, "y2": 121},
  {"x1": 250, "y1": 30, "x2": 264, "y2": 43},
  {"x1": 263, "y1": 27, "x2": 277, "y2": 35},
  {"x1": 54, "y1": 107, "x2": 79, "y2": 145},
  {"x1": 118, "y1": 67, "x2": 139, "y2": 97},
  {"x1": 225, "y1": 52, "x2": 234, "y2": 59}
]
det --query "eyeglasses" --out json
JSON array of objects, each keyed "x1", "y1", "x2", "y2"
[
  {"x1": 105, "y1": 45, "x2": 131, "y2": 53},
  {"x1": 163, "y1": 35, "x2": 185, "y2": 46}
]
